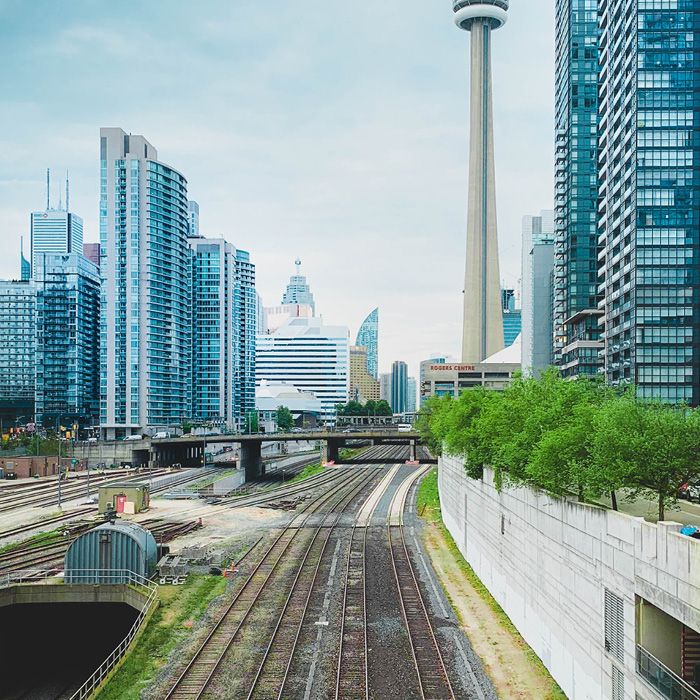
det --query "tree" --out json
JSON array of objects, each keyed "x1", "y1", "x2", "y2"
[
  {"x1": 276, "y1": 406, "x2": 294, "y2": 432},
  {"x1": 375, "y1": 400, "x2": 393, "y2": 416},
  {"x1": 592, "y1": 399, "x2": 700, "y2": 521}
]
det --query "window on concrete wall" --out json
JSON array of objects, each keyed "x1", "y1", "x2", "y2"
[
  {"x1": 605, "y1": 589, "x2": 625, "y2": 662},
  {"x1": 612, "y1": 665, "x2": 624, "y2": 700}
]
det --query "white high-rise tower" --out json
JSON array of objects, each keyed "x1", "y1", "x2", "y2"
[{"x1": 454, "y1": 0, "x2": 508, "y2": 362}]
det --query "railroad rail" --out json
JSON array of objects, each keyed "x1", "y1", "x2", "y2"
[
  {"x1": 165, "y1": 467, "x2": 381, "y2": 700},
  {"x1": 335, "y1": 524, "x2": 369, "y2": 700},
  {"x1": 387, "y1": 469, "x2": 455, "y2": 700}
]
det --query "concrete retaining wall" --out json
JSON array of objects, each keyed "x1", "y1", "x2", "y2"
[
  {"x1": 0, "y1": 583, "x2": 150, "y2": 612},
  {"x1": 438, "y1": 454, "x2": 700, "y2": 700}
]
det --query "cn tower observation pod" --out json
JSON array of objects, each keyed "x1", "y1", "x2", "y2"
[{"x1": 453, "y1": 0, "x2": 508, "y2": 30}]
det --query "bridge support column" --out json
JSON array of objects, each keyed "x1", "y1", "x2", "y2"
[
  {"x1": 241, "y1": 442, "x2": 264, "y2": 481},
  {"x1": 409, "y1": 440, "x2": 417, "y2": 462},
  {"x1": 322, "y1": 438, "x2": 341, "y2": 464}
]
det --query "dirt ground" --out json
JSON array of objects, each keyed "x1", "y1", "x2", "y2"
[{"x1": 422, "y1": 523, "x2": 558, "y2": 700}]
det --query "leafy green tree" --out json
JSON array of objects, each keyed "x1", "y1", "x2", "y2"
[
  {"x1": 592, "y1": 399, "x2": 700, "y2": 520},
  {"x1": 364, "y1": 400, "x2": 377, "y2": 416},
  {"x1": 276, "y1": 406, "x2": 294, "y2": 432},
  {"x1": 375, "y1": 400, "x2": 393, "y2": 416}
]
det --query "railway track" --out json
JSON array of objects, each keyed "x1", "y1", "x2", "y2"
[
  {"x1": 0, "y1": 468, "x2": 172, "y2": 514},
  {"x1": 165, "y1": 467, "x2": 381, "y2": 700},
  {"x1": 335, "y1": 525, "x2": 368, "y2": 700},
  {"x1": 387, "y1": 469, "x2": 455, "y2": 700}
]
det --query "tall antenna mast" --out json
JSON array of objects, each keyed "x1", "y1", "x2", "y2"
[
  {"x1": 46, "y1": 168, "x2": 50, "y2": 210},
  {"x1": 65, "y1": 171, "x2": 70, "y2": 211}
]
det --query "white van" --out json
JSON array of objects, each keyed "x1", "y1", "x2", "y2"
[
  {"x1": 397, "y1": 424, "x2": 412, "y2": 433},
  {"x1": 124, "y1": 434, "x2": 143, "y2": 441},
  {"x1": 152, "y1": 431, "x2": 171, "y2": 439}
]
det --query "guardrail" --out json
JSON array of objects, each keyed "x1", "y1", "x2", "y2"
[
  {"x1": 0, "y1": 569, "x2": 158, "y2": 699},
  {"x1": 637, "y1": 644, "x2": 700, "y2": 700}
]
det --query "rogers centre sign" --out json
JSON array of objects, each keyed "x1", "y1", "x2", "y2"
[{"x1": 429, "y1": 364, "x2": 476, "y2": 371}]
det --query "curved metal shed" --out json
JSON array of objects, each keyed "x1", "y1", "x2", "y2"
[{"x1": 65, "y1": 521, "x2": 157, "y2": 583}]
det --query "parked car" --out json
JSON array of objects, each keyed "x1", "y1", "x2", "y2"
[{"x1": 679, "y1": 482, "x2": 700, "y2": 502}]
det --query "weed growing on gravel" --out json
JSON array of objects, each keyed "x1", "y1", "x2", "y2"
[
  {"x1": 290, "y1": 463, "x2": 324, "y2": 483},
  {"x1": 96, "y1": 574, "x2": 227, "y2": 700},
  {"x1": 417, "y1": 468, "x2": 567, "y2": 700}
]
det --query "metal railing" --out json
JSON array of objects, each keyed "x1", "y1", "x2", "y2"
[
  {"x1": 0, "y1": 569, "x2": 158, "y2": 699},
  {"x1": 637, "y1": 645, "x2": 700, "y2": 700}
]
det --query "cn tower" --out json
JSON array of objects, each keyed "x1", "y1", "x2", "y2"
[{"x1": 454, "y1": 0, "x2": 508, "y2": 362}]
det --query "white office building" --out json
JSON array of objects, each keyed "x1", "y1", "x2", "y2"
[
  {"x1": 256, "y1": 317, "x2": 349, "y2": 421},
  {"x1": 30, "y1": 209, "x2": 83, "y2": 278}
]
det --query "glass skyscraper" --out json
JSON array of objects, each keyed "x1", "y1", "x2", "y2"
[
  {"x1": 391, "y1": 360, "x2": 408, "y2": 414},
  {"x1": 553, "y1": 0, "x2": 602, "y2": 377},
  {"x1": 281, "y1": 258, "x2": 315, "y2": 313},
  {"x1": 501, "y1": 289, "x2": 522, "y2": 347},
  {"x1": 189, "y1": 237, "x2": 257, "y2": 429},
  {"x1": 235, "y1": 249, "x2": 257, "y2": 425},
  {"x1": 0, "y1": 280, "x2": 35, "y2": 424},
  {"x1": 355, "y1": 307, "x2": 379, "y2": 379},
  {"x1": 99, "y1": 128, "x2": 191, "y2": 437},
  {"x1": 34, "y1": 253, "x2": 100, "y2": 427},
  {"x1": 190, "y1": 238, "x2": 236, "y2": 425},
  {"x1": 598, "y1": 0, "x2": 700, "y2": 403},
  {"x1": 30, "y1": 209, "x2": 83, "y2": 279}
]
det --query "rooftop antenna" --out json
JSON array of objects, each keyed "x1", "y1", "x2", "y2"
[
  {"x1": 65, "y1": 171, "x2": 70, "y2": 212},
  {"x1": 46, "y1": 168, "x2": 50, "y2": 210},
  {"x1": 58, "y1": 180, "x2": 63, "y2": 211}
]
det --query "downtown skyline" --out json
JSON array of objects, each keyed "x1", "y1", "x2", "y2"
[{"x1": 0, "y1": 0, "x2": 555, "y2": 375}]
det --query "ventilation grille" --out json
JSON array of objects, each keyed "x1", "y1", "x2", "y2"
[
  {"x1": 612, "y1": 665, "x2": 624, "y2": 700},
  {"x1": 605, "y1": 589, "x2": 625, "y2": 662}
]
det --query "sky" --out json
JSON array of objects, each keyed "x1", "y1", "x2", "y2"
[{"x1": 0, "y1": 0, "x2": 555, "y2": 380}]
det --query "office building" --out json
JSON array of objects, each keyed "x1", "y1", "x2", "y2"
[
  {"x1": 406, "y1": 377, "x2": 417, "y2": 414},
  {"x1": 0, "y1": 280, "x2": 35, "y2": 424},
  {"x1": 256, "y1": 317, "x2": 349, "y2": 421},
  {"x1": 501, "y1": 288, "x2": 522, "y2": 347},
  {"x1": 349, "y1": 345, "x2": 380, "y2": 404},
  {"x1": 380, "y1": 373, "x2": 392, "y2": 403},
  {"x1": 99, "y1": 128, "x2": 192, "y2": 438},
  {"x1": 281, "y1": 258, "x2": 315, "y2": 313},
  {"x1": 234, "y1": 248, "x2": 257, "y2": 424},
  {"x1": 521, "y1": 212, "x2": 555, "y2": 374},
  {"x1": 20, "y1": 237, "x2": 30, "y2": 281},
  {"x1": 83, "y1": 243, "x2": 100, "y2": 271},
  {"x1": 553, "y1": 1, "x2": 602, "y2": 376},
  {"x1": 597, "y1": 0, "x2": 700, "y2": 404},
  {"x1": 420, "y1": 341, "x2": 520, "y2": 403},
  {"x1": 356, "y1": 308, "x2": 379, "y2": 379},
  {"x1": 188, "y1": 200, "x2": 200, "y2": 237},
  {"x1": 30, "y1": 194, "x2": 83, "y2": 278},
  {"x1": 391, "y1": 361, "x2": 408, "y2": 414},
  {"x1": 263, "y1": 303, "x2": 313, "y2": 334},
  {"x1": 453, "y1": 0, "x2": 508, "y2": 362},
  {"x1": 34, "y1": 253, "x2": 100, "y2": 427}
]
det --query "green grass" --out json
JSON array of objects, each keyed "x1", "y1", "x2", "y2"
[
  {"x1": 96, "y1": 574, "x2": 227, "y2": 700},
  {"x1": 290, "y1": 463, "x2": 324, "y2": 483},
  {"x1": 0, "y1": 527, "x2": 66, "y2": 555},
  {"x1": 417, "y1": 468, "x2": 567, "y2": 700}
]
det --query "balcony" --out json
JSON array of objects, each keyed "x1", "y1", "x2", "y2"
[{"x1": 637, "y1": 646, "x2": 700, "y2": 700}]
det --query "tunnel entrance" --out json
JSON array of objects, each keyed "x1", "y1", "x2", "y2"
[{"x1": 0, "y1": 602, "x2": 138, "y2": 699}]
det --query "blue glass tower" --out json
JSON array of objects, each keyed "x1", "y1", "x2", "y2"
[
  {"x1": 391, "y1": 360, "x2": 408, "y2": 414},
  {"x1": 235, "y1": 249, "x2": 257, "y2": 427},
  {"x1": 190, "y1": 238, "x2": 236, "y2": 425},
  {"x1": 355, "y1": 308, "x2": 379, "y2": 379},
  {"x1": 34, "y1": 253, "x2": 100, "y2": 427},
  {"x1": 598, "y1": 0, "x2": 700, "y2": 403},
  {"x1": 99, "y1": 128, "x2": 191, "y2": 438},
  {"x1": 0, "y1": 280, "x2": 35, "y2": 424},
  {"x1": 553, "y1": 0, "x2": 602, "y2": 377}
]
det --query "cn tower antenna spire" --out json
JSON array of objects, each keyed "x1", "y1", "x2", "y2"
[{"x1": 453, "y1": 0, "x2": 508, "y2": 362}]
